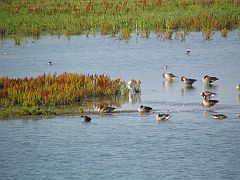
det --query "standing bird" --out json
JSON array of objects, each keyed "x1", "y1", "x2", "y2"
[
  {"x1": 202, "y1": 97, "x2": 219, "y2": 107},
  {"x1": 98, "y1": 105, "x2": 116, "y2": 113},
  {"x1": 156, "y1": 113, "x2": 172, "y2": 121},
  {"x1": 127, "y1": 80, "x2": 141, "y2": 93},
  {"x1": 181, "y1": 76, "x2": 197, "y2": 86},
  {"x1": 138, "y1": 105, "x2": 152, "y2": 113},
  {"x1": 162, "y1": 73, "x2": 177, "y2": 80},
  {"x1": 81, "y1": 115, "x2": 91, "y2": 122},
  {"x1": 202, "y1": 75, "x2": 219, "y2": 84},
  {"x1": 48, "y1": 61, "x2": 52, "y2": 66},
  {"x1": 212, "y1": 114, "x2": 227, "y2": 120},
  {"x1": 200, "y1": 91, "x2": 217, "y2": 100}
]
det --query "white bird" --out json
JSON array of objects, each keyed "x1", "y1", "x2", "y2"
[{"x1": 127, "y1": 80, "x2": 141, "y2": 93}]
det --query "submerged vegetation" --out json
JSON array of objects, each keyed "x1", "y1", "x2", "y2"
[
  {"x1": 0, "y1": 73, "x2": 129, "y2": 118},
  {"x1": 0, "y1": 0, "x2": 240, "y2": 41}
]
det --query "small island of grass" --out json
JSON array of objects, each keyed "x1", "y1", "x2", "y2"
[{"x1": 0, "y1": 73, "x2": 129, "y2": 118}]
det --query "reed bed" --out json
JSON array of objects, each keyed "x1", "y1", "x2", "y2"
[
  {"x1": 0, "y1": 73, "x2": 129, "y2": 118},
  {"x1": 0, "y1": 0, "x2": 239, "y2": 41}
]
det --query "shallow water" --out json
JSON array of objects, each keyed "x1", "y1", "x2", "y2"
[{"x1": 0, "y1": 31, "x2": 240, "y2": 179}]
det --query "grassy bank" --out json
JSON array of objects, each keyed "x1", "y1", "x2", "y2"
[
  {"x1": 0, "y1": 0, "x2": 240, "y2": 40},
  {"x1": 0, "y1": 73, "x2": 129, "y2": 118}
]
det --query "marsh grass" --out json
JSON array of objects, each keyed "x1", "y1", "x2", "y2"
[
  {"x1": 220, "y1": 28, "x2": 228, "y2": 37},
  {"x1": 0, "y1": 0, "x2": 239, "y2": 41},
  {"x1": 202, "y1": 28, "x2": 215, "y2": 40},
  {"x1": 0, "y1": 73, "x2": 129, "y2": 118}
]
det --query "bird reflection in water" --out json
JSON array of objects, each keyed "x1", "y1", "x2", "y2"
[
  {"x1": 203, "y1": 84, "x2": 218, "y2": 91},
  {"x1": 162, "y1": 79, "x2": 175, "y2": 90},
  {"x1": 181, "y1": 85, "x2": 195, "y2": 96},
  {"x1": 237, "y1": 92, "x2": 240, "y2": 104},
  {"x1": 129, "y1": 92, "x2": 141, "y2": 104},
  {"x1": 202, "y1": 109, "x2": 215, "y2": 119}
]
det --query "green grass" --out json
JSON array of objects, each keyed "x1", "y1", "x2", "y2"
[{"x1": 0, "y1": 0, "x2": 239, "y2": 40}]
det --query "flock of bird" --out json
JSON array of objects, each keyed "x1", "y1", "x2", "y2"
[
  {"x1": 81, "y1": 71, "x2": 240, "y2": 123},
  {"x1": 48, "y1": 51, "x2": 239, "y2": 123},
  {"x1": 162, "y1": 73, "x2": 227, "y2": 120}
]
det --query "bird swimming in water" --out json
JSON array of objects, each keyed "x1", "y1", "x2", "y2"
[
  {"x1": 138, "y1": 105, "x2": 152, "y2": 113},
  {"x1": 162, "y1": 73, "x2": 177, "y2": 80},
  {"x1": 202, "y1": 97, "x2": 219, "y2": 107},
  {"x1": 200, "y1": 91, "x2": 217, "y2": 100},
  {"x1": 185, "y1": 50, "x2": 191, "y2": 54},
  {"x1": 181, "y1": 76, "x2": 197, "y2": 86},
  {"x1": 212, "y1": 114, "x2": 227, "y2": 120},
  {"x1": 81, "y1": 115, "x2": 91, "y2": 122},
  {"x1": 202, "y1": 75, "x2": 219, "y2": 84},
  {"x1": 48, "y1": 61, "x2": 52, "y2": 65},
  {"x1": 98, "y1": 105, "x2": 116, "y2": 113},
  {"x1": 155, "y1": 113, "x2": 172, "y2": 121}
]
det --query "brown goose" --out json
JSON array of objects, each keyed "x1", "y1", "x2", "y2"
[
  {"x1": 200, "y1": 91, "x2": 217, "y2": 100},
  {"x1": 162, "y1": 73, "x2": 177, "y2": 80},
  {"x1": 138, "y1": 105, "x2": 152, "y2": 113},
  {"x1": 202, "y1": 75, "x2": 219, "y2": 84},
  {"x1": 98, "y1": 106, "x2": 116, "y2": 113},
  {"x1": 202, "y1": 97, "x2": 219, "y2": 107},
  {"x1": 181, "y1": 76, "x2": 197, "y2": 86}
]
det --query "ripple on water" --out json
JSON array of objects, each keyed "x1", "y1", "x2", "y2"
[{"x1": 1, "y1": 31, "x2": 240, "y2": 179}]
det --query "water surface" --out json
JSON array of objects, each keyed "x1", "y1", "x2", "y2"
[{"x1": 0, "y1": 31, "x2": 240, "y2": 179}]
